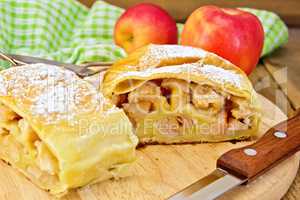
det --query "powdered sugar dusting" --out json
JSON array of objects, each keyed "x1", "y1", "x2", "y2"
[
  {"x1": 139, "y1": 44, "x2": 207, "y2": 68},
  {"x1": 0, "y1": 76, "x2": 8, "y2": 96},
  {"x1": 196, "y1": 64, "x2": 242, "y2": 87},
  {"x1": 118, "y1": 62, "x2": 242, "y2": 88},
  {"x1": 0, "y1": 64, "x2": 108, "y2": 125}
]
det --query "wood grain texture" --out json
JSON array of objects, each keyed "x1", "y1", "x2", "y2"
[
  {"x1": 262, "y1": 28, "x2": 300, "y2": 200},
  {"x1": 249, "y1": 64, "x2": 294, "y2": 116},
  {"x1": 217, "y1": 112, "x2": 300, "y2": 180},
  {"x1": 0, "y1": 95, "x2": 298, "y2": 200},
  {"x1": 284, "y1": 169, "x2": 300, "y2": 200},
  {"x1": 263, "y1": 28, "x2": 300, "y2": 111},
  {"x1": 78, "y1": 0, "x2": 300, "y2": 26}
]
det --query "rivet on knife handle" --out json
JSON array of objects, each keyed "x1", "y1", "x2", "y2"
[{"x1": 217, "y1": 112, "x2": 300, "y2": 181}]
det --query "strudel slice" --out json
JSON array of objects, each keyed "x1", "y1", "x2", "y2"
[
  {"x1": 102, "y1": 44, "x2": 260, "y2": 144},
  {"x1": 0, "y1": 64, "x2": 138, "y2": 195}
]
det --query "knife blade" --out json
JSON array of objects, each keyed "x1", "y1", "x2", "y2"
[
  {"x1": 169, "y1": 168, "x2": 245, "y2": 200},
  {"x1": 168, "y1": 111, "x2": 300, "y2": 200},
  {"x1": 0, "y1": 52, "x2": 112, "y2": 77}
]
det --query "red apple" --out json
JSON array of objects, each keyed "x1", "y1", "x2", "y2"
[
  {"x1": 181, "y1": 5, "x2": 264, "y2": 74},
  {"x1": 114, "y1": 3, "x2": 178, "y2": 54}
]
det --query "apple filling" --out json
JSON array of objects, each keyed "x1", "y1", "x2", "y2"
[
  {"x1": 0, "y1": 103, "x2": 59, "y2": 183},
  {"x1": 112, "y1": 78, "x2": 256, "y2": 139}
]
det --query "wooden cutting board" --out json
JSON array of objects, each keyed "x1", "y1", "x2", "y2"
[{"x1": 0, "y1": 94, "x2": 299, "y2": 200}]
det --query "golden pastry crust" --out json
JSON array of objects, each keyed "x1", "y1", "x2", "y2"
[
  {"x1": 101, "y1": 44, "x2": 260, "y2": 144},
  {"x1": 0, "y1": 64, "x2": 138, "y2": 195},
  {"x1": 102, "y1": 45, "x2": 256, "y2": 99}
]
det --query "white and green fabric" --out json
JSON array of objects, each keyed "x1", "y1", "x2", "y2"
[
  {"x1": 241, "y1": 8, "x2": 288, "y2": 56},
  {"x1": 0, "y1": 0, "x2": 288, "y2": 69}
]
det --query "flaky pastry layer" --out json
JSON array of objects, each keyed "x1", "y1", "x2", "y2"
[
  {"x1": 102, "y1": 45, "x2": 260, "y2": 144},
  {"x1": 0, "y1": 64, "x2": 138, "y2": 195}
]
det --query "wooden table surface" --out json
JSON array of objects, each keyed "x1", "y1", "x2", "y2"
[
  {"x1": 248, "y1": 28, "x2": 300, "y2": 199},
  {"x1": 73, "y1": 1, "x2": 300, "y2": 198}
]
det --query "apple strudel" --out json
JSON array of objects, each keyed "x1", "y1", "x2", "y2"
[
  {"x1": 0, "y1": 64, "x2": 138, "y2": 195},
  {"x1": 102, "y1": 44, "x2": 260, "y2": 144}
]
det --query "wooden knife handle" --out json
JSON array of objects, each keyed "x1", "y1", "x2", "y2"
[{"x1": 217, "y1": 112, "x2": 300, "y2": 180}]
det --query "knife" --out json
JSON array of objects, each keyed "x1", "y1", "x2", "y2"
[
  {"x1": 0, "y1": 52, "x2": 112, "y2": 77},
  {"x1": 168, "y1": 111, "x2": 300, "y2": 200}
]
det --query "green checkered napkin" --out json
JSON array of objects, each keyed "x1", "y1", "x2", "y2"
[{"x1": 0, "y1": 0, "x2": 288, "y2": 69}]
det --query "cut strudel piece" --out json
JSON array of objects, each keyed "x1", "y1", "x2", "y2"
[
  {"x1": 102, "y1": 44, "x2": 260, "y2": 144},
  {"x1": 0, "y1": 64, "x2": 138, "y2": 195}
]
